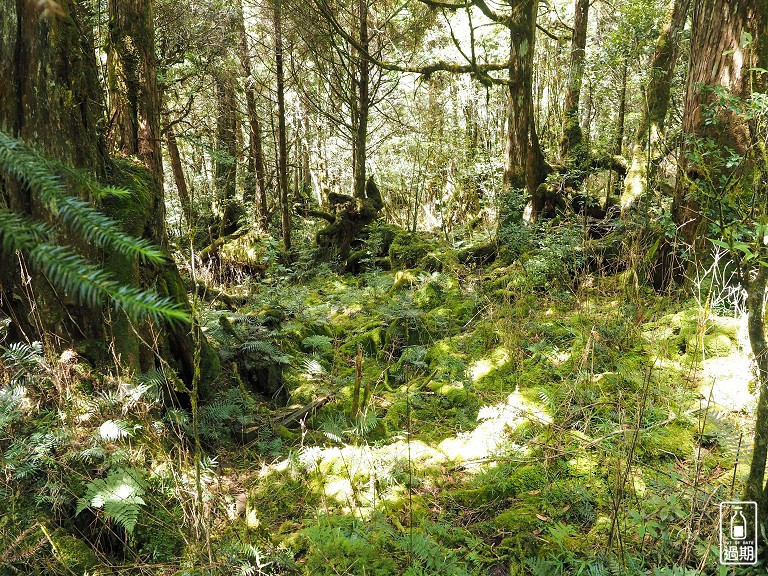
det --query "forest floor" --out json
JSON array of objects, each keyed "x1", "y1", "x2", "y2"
[{"x1": 0, "y1": 221, "x2": 757, "y2": 575}]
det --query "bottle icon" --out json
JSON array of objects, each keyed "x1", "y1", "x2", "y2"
[{"x1": 731, "y1": 507, "x2": 747, "y2": 540}]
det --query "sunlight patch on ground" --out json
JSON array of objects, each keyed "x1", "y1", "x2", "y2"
[
  {"x1": 700, "y1": 353, "x2": 755, "y2": 412},
  {"x1": 699, "y1": 314, "x2": 755, "y2": 412},
  {"x1": 439, "y1": 388, "x2": 538, "y2": 466},
  {"x1": 469, "y1": 347, "x2": 509, "y2": 382},
  {"x1": 262, "y1": 387, "x2": 543, "y2": 511}
]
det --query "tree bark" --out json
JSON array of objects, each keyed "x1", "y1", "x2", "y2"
[
  {"x1": 166, "y1": 125, "x2": 192, "y2": 226},
  {"x1": 106, "y1": 0, "x2": 219, "y2": 388},
  {"x1": 0, "y1": 0, "x2": 107, "y2": 342},
  {"x1": 500, "y1": 0, "x2": 551, "y2": 221},
  {"x1": 746, "y1": 265, "x2": 768, "y2": 513},
  {"x1": 214, "y1": 72, "x2": 240, "y2": 237},
  {"x1": 672, "y1": 0, "x2": 754, "y2": 245},
  {"x1": 560, "y1": 0, "x2": 590, "y2": 160},
  {"x1": 275, "y1": 1, "x2": 291, "y2": 250},
  {"x1": 622, "y1": 0, "x2": 690, "y2": 208},
  {"x1": 353, "y1": 0, "x2": 370, "y2": 200},
  {"x1": 237, "y1": 0, "x2": 268, "y2": 231}
]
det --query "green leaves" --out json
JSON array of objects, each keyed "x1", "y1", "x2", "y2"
[
  {"x1": 76, "y1": 467, "x2": 147, "y2": 534},
  {"x1": 0, "y1": 131, "x2": 189, "y2": 325}
]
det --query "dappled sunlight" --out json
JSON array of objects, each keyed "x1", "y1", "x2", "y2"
[
  {"x1": 259, "y1": 386, "x2": 546, "y2": 514},
  {"x1": 699, "y1": 313, "x2": 755, "y2": 412},
  {"x1": 440, "y1": 388, "x2": 544, "y2": 465},
  {"x1": 469, "y1": 347, "x2": 510, "y2": 382}
]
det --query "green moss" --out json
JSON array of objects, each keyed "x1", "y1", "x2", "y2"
[
  {"x1": 50, "y1": 530, "x2": 98, "y2": 573},
  {"x1": 414, "y1": 278, "x2": 444, "y2": 310},
  {"x1": 640, "y1": 422, "x2": 695, "y2": 459},
  {"x1": 339, "y1": 324, "x2": 385, "y2": 356},
  {"x1": 219, "y1": 230, "x2": 269, "y2": 272},
  {"x1": 388, "y1": 231, "x2": 438, "y2": 269},
  {"x1": 301, "y1": 516, "x2": 397, "y2": 576}
]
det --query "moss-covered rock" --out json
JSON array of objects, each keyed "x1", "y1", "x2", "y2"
[
  {"x1": 49, "y1": 530, "x2": 98, "y2": 573},
  {"x1": 219, "y1": 230, "x2": 270, "y2": 275},
  {"x1": 389, "y1": 231, "x2": 439, "y2": 270}
]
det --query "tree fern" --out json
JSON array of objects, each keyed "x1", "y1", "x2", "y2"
[
  {"x1": 0, "y1": 131, "x2": 188, "y2": 325},
  {"x1": 76, "y1": 467, "x2": 146, "y2": 534}
]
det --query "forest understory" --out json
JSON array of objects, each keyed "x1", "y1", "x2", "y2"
[
  {"x1": 2, "y1": 0, "x2": 768, "y2": 573},
  {"x1": 0, "y1": 218, "x2": 757, "y2": 575}
]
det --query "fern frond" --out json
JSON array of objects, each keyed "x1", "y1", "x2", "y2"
[
  {"x1": 0, "y1": 210, "x2": 51, "y2": 254},
  {"x1": 76, "y1": 467, "x2": 146, "y2": 534},
  {"x1": 57, "y1": 195, "x2": 165, "y2": 263},
  {"x1": 0, "y1": 131, "x2": 188, "y2": 326},
  {"x1": 29, "y1": 243, "x2": 189, "y2": 324}
]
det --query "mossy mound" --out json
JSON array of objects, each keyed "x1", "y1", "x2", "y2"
[
  {"x1": 389, "y1": 231, "x2": 444, "y2": 270},
  {"x1": 219, "y1": 230, "x2": 270, "y2": 274},
  {"x1": 49, "y1": 530, "x2": 99, "y2": 573}
]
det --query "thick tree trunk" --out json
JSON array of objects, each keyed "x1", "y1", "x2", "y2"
[
  {"x1": 672, "y1": 0, "x2": 754, "y2": 245},
  {"x1": 275, "y1": 1, "x2": 291, "y2": 250},
  {"x1": 501, "y1": 0, "x2": 550, "y2": 221},
  {"x1": 622, "y1": 0, "x2": 690, "y2": 208},
  {"x1": 0, "y1": 0, "x2": 107, "y2": 343},
  {"x1": 106, "y1": 0, "x2": 219, "y2": 388},
  {"x1": 560, "y1": 0, "x2": 590, "y2": 160}
]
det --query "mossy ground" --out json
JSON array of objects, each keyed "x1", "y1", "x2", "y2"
[{"x1": 0, "y1": 229, "x2": 757, "y2": 575}]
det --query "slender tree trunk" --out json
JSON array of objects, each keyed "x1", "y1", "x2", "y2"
[
  {"x1": 214, "y1": 72, "x2": 239, "y2": 237},
  {"x1": 608, "y1": 59, "x2": 628, "y2": 203},
  {"x1": 353, "y1": 0, "x2": 370, "y2": 200},
  {"x1": 166, "y1": 126, "x2": 192, "y2": 225},
  {"x1": 560, "y1": 0, "x2": 590, "y2": 160},
  {"x1": 622, "y1": 0, "x2": 690, "y2": 207},
  {"x1": 275, "y1": 0, "x2": 291, "y2": 250},
  {"x1": 237, "y1": 0, "x2": 268, "y2": 230},
  {"x1": 746, "y1": 266, "x2": 768, "y2": 512},
  {"x1": 580, "y1": 79, "x2": 593, "y2": 140},
  {"x1": 613, "y1": 61, "x2": 628, "y2": 157}
]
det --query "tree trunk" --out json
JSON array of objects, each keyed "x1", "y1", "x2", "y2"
[
  {"x1": 501, "y1": 0, "x2": 550, "y2": 221},
  {"x1": 746, "y1": 266, "x2": 768, "y2": 513},
  {"x1": 560, "y1": 0, "x2": 590, "y2": 160},
  {"x1": 353, "y1": 0, "x2": 370, "y2": 200},
  {"x1": 608, "y1": 59, "x2": 628, "y2": 202},
  {"x1": 166, "y1": 126, "x2": 192, "y2": 226},
  {"x1": 672, "y1": 0, "x2": 754, "y2": 245},
  {"x1": 622, "y1": 0, "x2": 690, "y2": 208},
  {"x1": 0, "y1": 0, "x2": 218, "y2": 392},
  {"x1": 214, "y1": 72, "x2": 240, "y2": 237},
  {"x1": 237, "y1": 0, "x2": 268, "y2": 231},
  {"x1": 0, "y1": 0, "x2": 107, "y2": 343},
  {"x1": 106, "y1": 0, "x2": 219, "y2": 389},
  {"x1": 613, "y1": 61, "x2": 628, "y2": 158},
  {"x1": 275, "y1": 1, "x2": 291, "y2": 250}
]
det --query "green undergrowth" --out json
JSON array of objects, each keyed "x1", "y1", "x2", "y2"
[{"x1": 0, "y1": 226, "x2": 755, "y2": 575}]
